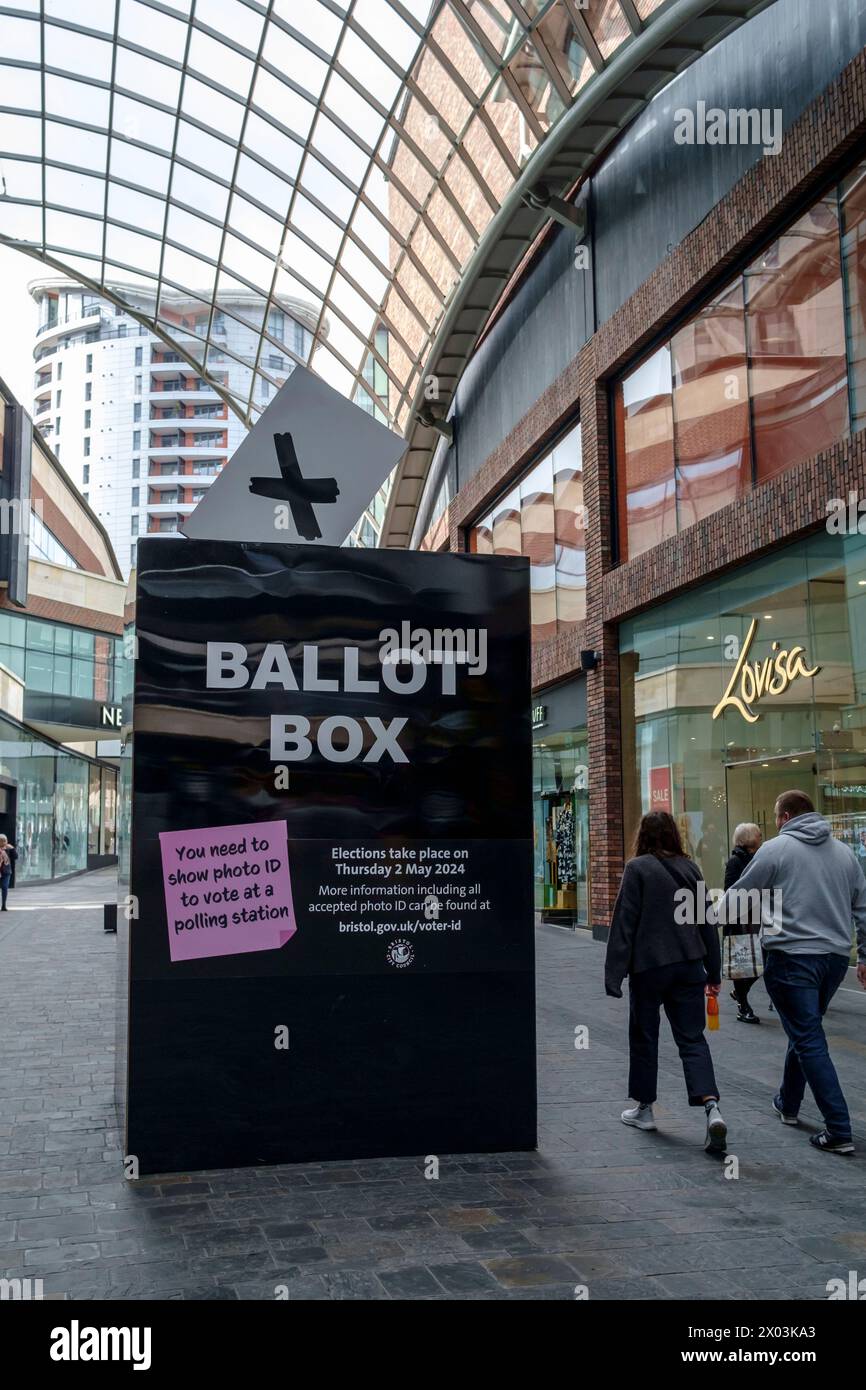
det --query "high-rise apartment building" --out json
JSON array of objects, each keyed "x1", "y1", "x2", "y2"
[{"x1": 29, "y1": 278, "x2": 318, "y2": 575}]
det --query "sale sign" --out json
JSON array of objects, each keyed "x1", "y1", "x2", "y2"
[{"x1": 649, "y1": 766, "x2": 673, "y2": 814}]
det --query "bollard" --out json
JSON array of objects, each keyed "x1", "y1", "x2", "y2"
[{"x1": 104, "y1": 903, "x2": 117, "y2": 934}]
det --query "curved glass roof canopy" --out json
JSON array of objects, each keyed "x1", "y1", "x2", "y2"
[
  {"x1": 0, "y1": 0, "x2": 776, "y2": 494},
  {"x1": 0, "y1": 0, "x2": 673, "y2": 429}
]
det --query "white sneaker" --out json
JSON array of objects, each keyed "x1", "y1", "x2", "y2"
[
  {"x1": 621, "y1": 1103, "x2": 656, "y2": 1131},
  {"x1": 704, "y1": 1103, "x2": 728, "y2": 1152}
]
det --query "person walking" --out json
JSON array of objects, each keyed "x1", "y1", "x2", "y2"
[
  {"x1": 605, "y1": 810, "x2": 727, "y2": 1152},
  {"x1": 0, "y1": 834, "x2": 14, "y2": 911},
  {"x1": 724, "y1": 822, "x2": 763, "y2": 1023},
  {"x1": 713, "y1": 790, "x2": 866, "y2": 1156}
]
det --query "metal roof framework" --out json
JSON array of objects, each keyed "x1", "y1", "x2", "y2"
[{"x1": 0, "y1": 0, "x2": 776, "y2": 540}]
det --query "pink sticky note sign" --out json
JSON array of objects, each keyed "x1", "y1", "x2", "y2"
[{"x1": 159, "y1": 819, "x2": 296, "y2": 963}]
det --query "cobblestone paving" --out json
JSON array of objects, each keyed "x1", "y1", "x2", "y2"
[{"x1": 1, "y1": 870, "x2": 865, "y2": 1300}]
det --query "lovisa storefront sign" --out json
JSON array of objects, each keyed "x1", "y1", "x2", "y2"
[{"x1": 712, "y1": 620, "x2": 821, "y2": 723}]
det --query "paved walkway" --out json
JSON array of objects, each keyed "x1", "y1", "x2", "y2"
[{"x1": 1, "y1": 870, "x2": 865, "y2": 1300}]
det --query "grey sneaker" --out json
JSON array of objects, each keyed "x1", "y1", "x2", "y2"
[
  {"x1": 621, "y1": 1103, "x2": 656, "y2": 1131},
  {"x1": 772, "y1": 1095, "x2": 799, "y2": 1126},
  {"x1": 704, "y1": 1103, "x2": 727, "y2": 1152}
]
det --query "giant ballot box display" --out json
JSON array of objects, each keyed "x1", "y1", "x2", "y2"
[{"x1": 117, "y1": 537, "x2": 536, "y2": 1174}]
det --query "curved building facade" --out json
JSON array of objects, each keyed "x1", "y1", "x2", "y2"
[{"x1": 407, "y1": 0, "x2": 866, "y2": 934}]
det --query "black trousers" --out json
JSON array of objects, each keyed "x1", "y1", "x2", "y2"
[
  {"x1": 731, "y1": 976, "x2": 757, "y2": 1008},
  {"x1": 628, "y1": 959, "x2": 719, "y2": 1107}
]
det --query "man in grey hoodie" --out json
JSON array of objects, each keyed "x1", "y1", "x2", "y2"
[{"x1": 713, "y1": 790, "x2": 866, "y2": 1155}]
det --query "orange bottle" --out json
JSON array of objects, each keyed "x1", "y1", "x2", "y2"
[{"x1": 706, "y1": 994, "x2": 720, "y2": 1031}]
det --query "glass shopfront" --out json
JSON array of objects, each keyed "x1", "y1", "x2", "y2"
[
  {"x1": 0, "y1": 711, "x2": 117, "y2": 882},
  {"x1": 532, "y1": 677, "x2": 589, "y2": 927},
  {"x1": 620, "y1": 530, "x2": 866, "y2": 890}
]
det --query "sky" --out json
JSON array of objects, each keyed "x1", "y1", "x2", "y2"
[{"x1": 0, "y1": 243, "x2": 40, "y2": 405}]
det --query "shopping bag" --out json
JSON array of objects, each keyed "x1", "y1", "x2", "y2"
[{"x1": 723, "y1": 932, "x2": 763, "y2": 979}]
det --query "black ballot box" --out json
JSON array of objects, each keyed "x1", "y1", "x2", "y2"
[{"x1": 118, "y1": 538, "x2": 536, "y2": 1174}]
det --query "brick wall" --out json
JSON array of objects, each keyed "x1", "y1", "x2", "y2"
[{"x1": 439, "y1": 46, "x2": 866, "y2": 934}]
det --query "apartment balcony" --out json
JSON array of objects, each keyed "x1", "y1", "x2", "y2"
[
  {"x1": 149, "y1": 411, "x2": 186, "y2": 425},
  {"x1": 150, "y1": 406, "x2": 226, "y2": 424},
  {"x1": 147, "y1": 441, "x2": 228, "y2": 458},
  {"x1": 149, "y1": 354, "x2": 186, "y2": 375},
  {"x1": 146, "y1": 500, "x2": 197, "y2": 516},
  {"x1": 34, "y1": 305, "x2": 104, "y2": 348},
  {"x1": 147, "y1": 473, "x2": 186, "y2": 489},
  {"x1": 185, "y1": 414, "x2": 226, "y2": 428},
  {"x1": 148, "y1": 384, "x2": 225, "y2": 402},
  {"x1": 33, "y1": 396, "x2": 51, "y2": 418}
]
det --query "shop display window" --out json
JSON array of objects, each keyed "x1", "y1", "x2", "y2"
[
  {"x1": 469, "y1": 421, "x2": 583, "y2": 643},
  {"x1": 533, "y1": 726, "x2": 589, "y2": 927}
]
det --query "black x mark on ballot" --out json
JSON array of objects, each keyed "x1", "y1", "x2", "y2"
[{"x1": 248, "y1": 432, "x2": 340, "y2": 541}]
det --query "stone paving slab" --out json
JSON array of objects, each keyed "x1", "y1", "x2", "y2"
[{"x1": 1, "y1": 874, "x2": 865, "y2": 1300}]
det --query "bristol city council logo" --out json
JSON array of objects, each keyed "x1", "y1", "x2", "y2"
[{"x1": 386, "y1": 939, "x2": 414, "y2": 969}]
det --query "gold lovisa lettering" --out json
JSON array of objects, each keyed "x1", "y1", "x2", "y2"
[{"x1": 712, "y1": 619, "x2": 820, "y2": 723}]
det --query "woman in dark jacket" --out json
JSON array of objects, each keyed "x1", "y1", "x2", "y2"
[
  {"x1": 723, "y1": 823, "x2": 762, "y2": 1023},
  {"x1": 605, "y1": 811, "x2": 726, "y2": 1151}
]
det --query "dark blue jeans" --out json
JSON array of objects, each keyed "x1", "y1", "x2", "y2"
[
  {"x1": 763, "y1": 951, "x2": 851, "y2": 1140},
  {"x1": 0, "y1": 868, "x2": 9, "y2": 908}
]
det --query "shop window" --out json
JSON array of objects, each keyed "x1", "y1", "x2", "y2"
[
  {"x1": 534, "y1": 727, "x2": 590, "y2": 928},
  {"x1": 745, "y1": 197, "x2": 849, "y2": 480},
  {"x1": 614, "y1": 345, "x2": 676, "y2": 562},
  {"x1": 491, "y1": 485, "x2": 521, "y2": 559},
  {"x1": 520, "y1": 457, "x2": 556, "y2": 643},
  {"x1": 552, "y1": 426, "x2": 585, "y2": 626},
  {"x1": 671, "y1": 280, "x2": 752, "y2": 526},
  {"x1": 840, "y1": 161, "x2": 866, "y2": 433},
  {"x1": 472, "y1": 512, "x2": 493, "y2": 555},
  {"x1": 469, "y1": 423, "x2": 583, "y2": 641}
]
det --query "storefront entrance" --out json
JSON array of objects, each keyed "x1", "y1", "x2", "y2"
[
  {"x1": 620, "y1": 529, "x2": 866, "y2": 890},
  {"x1": 726, "y1": 746, "x2": 866, "y2": 869},
  {"x1": 725, "y1": 753, "x2": 817, "y2": 845}
]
